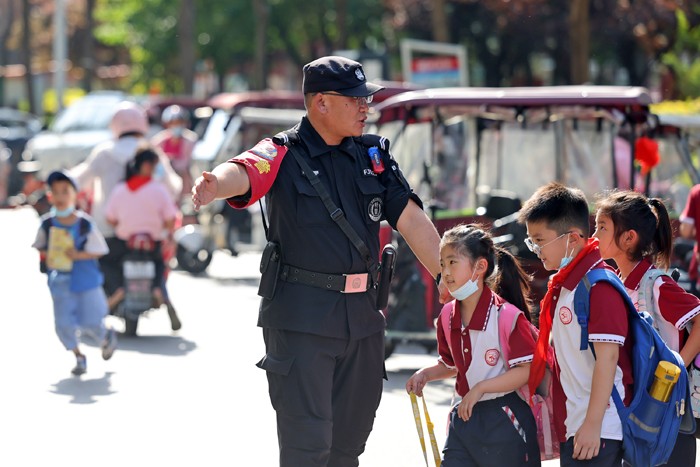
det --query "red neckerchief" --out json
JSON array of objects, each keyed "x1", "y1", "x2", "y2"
[
  {"x1": 528, "y1": 237, "x2": 600, "y2": 397},
  {"x1": 127, "y1": 175, "x2": 151, "y2": 192}
]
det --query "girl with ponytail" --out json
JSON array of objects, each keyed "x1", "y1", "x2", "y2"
[
  {"x1": 594, "y1": 190, "x2": 700, "y2": 464},
  {"x1": 405, "y1": 223, "x2": 541, "y2": 466}
]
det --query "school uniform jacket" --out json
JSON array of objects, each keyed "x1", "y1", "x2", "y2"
[
  {"x1": 624, "y1": 259, "x2": 700, "y2": 353},
  {"x1": 547, "y1": 249, "x2": 634, "y2": 441},
  {"x1": 436, "y1": 287, "x2": 536, "y2": 400}
]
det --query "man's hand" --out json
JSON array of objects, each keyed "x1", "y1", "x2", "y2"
[
  {"x1": 572, "y1": 419, "x2": 602, "y2": 460},
  {"x1": 192, "y1": 171, "x2": 219, "y2": 211}
]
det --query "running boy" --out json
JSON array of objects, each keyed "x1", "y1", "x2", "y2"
[
  {"x1": 406, "y1": 224, "x2": 541, "y2": 465},
  {"x1": 519, "y1": 182, "x2": 633, "y2": 466},
  {"x1": 33, "y1": 171, "x2": 117, "y2": 376},
  {"x1": 594, "y1": 190, "x2": 700, "y2": 465}
]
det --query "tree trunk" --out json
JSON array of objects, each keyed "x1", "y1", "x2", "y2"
[
  {"x1": 21, "y1": 0, "x2": 35, "y2": 114},
  {"x1": 569, "y1": 0, "x2": 590, "y2": 84},
  {"x1": 252, "y1": 0, "x2": 268, "y2": 90},
  {"x1": 178, "y1": 0, "x2": 196, "y2": 94},
  {"x1": 0, "y1": 0, "x2": 15, "y2": 106},
  {"x1": 82, "y1": 0, "x2": 96, "y2": 92},
  {"x1": 431, "y1": 0, "x2": 449, "y2": 43},
  {"x1": 335, "y1": 0, "x2": 347, "y2": 50}
]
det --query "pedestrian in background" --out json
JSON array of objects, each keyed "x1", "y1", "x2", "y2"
[
  {"x1": 192, "y1": 55, "x2": 446, "y2": 467},
  {"x1": 151, "y1": 105, "x2": 197, "y2": 205},
  {"x1": 406, "y1": 224, "x2": 541, "y2": 466},
  {"x1": 32, "y1": 170, "x2": 117, "y2": 376}
]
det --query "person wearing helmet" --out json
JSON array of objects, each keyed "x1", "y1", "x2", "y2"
[
  {"x1": 70, "y1": 101, "x2": 183, "y2": 330},
  {"x1": 151, "y1": 105, "x2": 198, "y2": 204}
]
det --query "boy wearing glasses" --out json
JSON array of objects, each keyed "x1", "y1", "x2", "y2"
[{"x1": 518, "y1": 182, "x2": 633, "y2": 466}]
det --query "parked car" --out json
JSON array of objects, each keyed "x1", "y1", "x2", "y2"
[
  {"x1": 23, "y1": 91, "x2": 207, "y2": 180},
  {"x1": 0, "y1": 107, "x2": 42, "y2": 200},
  {"x1": 23, "y1": 91, "x2": 128, "y2": 179},
  {"x1": 367, "y1": 85, "x2": 700, "y2": 357}
]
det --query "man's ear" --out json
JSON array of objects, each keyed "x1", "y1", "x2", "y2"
[{"x1": 314, "y1": 94, "x2": 328, "y2": 114}]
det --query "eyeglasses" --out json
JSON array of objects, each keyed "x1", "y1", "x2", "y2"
[
  {"x1": 320, "y1": 92, "x2": 373, "y2": 106},
  {"x1": 524, "y1": 232, "x2": 570, "y2": 256}
]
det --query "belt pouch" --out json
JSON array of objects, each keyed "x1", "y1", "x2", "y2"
[
  {"x1": 376, "y1": 244, "x2": 397, "y2": 310},
  {"x1": 258, "y1": 241, "x2": 281, "y2": 299}
]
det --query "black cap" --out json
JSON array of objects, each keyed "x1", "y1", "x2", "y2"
[
  {"x1": 302, "y1": 56, "x2": 384, "y2": 97},
  {"x1": 47, "y1": 170, "x2": 78, "y2": 190}
]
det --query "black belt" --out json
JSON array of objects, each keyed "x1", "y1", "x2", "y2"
[{"x1": 280, "y1": 265, "x2": 370, "y2": 293}]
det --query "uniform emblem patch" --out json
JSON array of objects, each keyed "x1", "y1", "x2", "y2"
[
  {"x1": 248, "y1": 140, "x2": 278, "y2": 161},
  {"x1": 559, "y1": 306, "x2": 573, "y2": 325},
  {"x1": 355, "y1": 68, "x2": 365, "y2": 81},
  {"x1": 485, "y1": 349, "x2": 500, "y2": 366},
  {"x1": 254, "y1": 160, "x2": 271, "y2": 174},
  {"x1": 368, "y1": 197, "x2": 383, "y2": 222}
]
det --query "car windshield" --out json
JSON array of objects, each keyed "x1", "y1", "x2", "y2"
[{"x1": 50, "y1": 95, "x2": 123, "y2": 133}]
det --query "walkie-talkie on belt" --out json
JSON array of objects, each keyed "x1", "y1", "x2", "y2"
[{"x1": 376, "y1": 244, "x2": 397, "y2": 310}]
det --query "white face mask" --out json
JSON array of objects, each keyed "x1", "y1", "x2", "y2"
[{"x1": 450, "y1": 270, "x2": 479, "y2": 301}]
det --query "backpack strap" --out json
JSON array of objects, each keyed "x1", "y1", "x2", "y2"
[
  {"x1": 439, "y1": 301, "x2": 455, "y2": 357},
  {"x1": 573, "y1": 268, "x2": 627, "y2": 352},
  {"x1": 638, "y1": 268, "x2": 670, "y2": 326},
  {"x1": 497, "y1": 303, "x2": 521, "y2": 366}
]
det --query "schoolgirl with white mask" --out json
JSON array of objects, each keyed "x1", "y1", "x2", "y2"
[{"x1": 406, "y1": 223, "x2": 542, "y2": 466}]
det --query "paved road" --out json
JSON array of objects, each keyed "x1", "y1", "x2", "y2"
[{"x1": 1, "y1": 206, "x2": 696, "y2": 466}]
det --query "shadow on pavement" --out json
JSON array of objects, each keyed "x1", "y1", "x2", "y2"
[
  {"x1": 109, "y1": 334, "x2": 197, "y2": 356},
  {"x1": 50, "y1": 371, "x2": 116, "y2": 404}
]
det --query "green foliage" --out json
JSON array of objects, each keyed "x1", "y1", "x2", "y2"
[{"x1": 662, "y1": 9, "x2": 700, "y2": 98}]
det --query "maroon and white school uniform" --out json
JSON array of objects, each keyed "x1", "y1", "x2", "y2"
[
  {"x1": 623, "y1": 259, "x2": 700, "y2": 353},
  {"x1": 436, "y1": 287, "x2": 536, "y2": 399},
  {"x1": 547, "y1": 249, "x2": 633, "y2": 441}
]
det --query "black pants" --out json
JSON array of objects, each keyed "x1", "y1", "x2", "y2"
[
  {"x1": 560, "y1": 437, "x2": 623, "y2": 466},
  {"x1": 257, "y1": 329, "x2": 384, "y2": 467},
  {"x1": 442, "y1": 391, "x2": 541, "y2": 466},
  {"x1": 104, "y1": 238, "x2": 164, "y2": 293},
  {"x1": 660, "y1": 431, "x2": 696, "y2": 467}
]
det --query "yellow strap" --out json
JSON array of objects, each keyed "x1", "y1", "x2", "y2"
[{"x1": 410, "y1": 392, "x2": 442, "y2": 467}]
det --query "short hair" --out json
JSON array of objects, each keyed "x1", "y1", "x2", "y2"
[{"x1": 518, "y1": 182, "x2": 590, "y2": 237}]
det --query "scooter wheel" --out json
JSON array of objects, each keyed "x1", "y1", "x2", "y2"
[{"x1": 176, "y1": 244, "x2": 213, "y2": 274}]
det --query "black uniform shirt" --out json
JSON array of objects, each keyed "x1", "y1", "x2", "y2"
[{"x1": 231, "y1": 116, "x2": 422, "y2": 340}]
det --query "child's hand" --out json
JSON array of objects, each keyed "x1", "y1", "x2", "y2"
[
  {"x1": 406, "y1": 371, "x2": 428, "y2": 396},
  {"x1": 457, "y1": 385, "x2": 483, "y2": 421},
  {"x1": 65, "y1": 248, "x2": 78, "y2": 260},
  {"x1": 572, "y1": 419, "x2": 601, "y2": 460}
]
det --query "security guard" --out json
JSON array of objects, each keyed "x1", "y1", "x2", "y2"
[{"x1": 192, "y1": 56, "x2": 445, "y2": 467}]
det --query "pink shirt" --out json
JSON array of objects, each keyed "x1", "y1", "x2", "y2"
[{"x1": 105, "y1": 180, "x2": 177, "y2": 241}]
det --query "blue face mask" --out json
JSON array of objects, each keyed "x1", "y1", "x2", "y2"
[
  {"x1": 51, "y1": 206, "x2": 75, "y2": 217},
  {"x1": 559, "y1": 234, "x2": 573, "y2": 269},
  {"x1": 450, "y1": 270, "x2": 479, "y2": 301}
]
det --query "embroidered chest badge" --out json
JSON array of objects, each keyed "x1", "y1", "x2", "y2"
[
  {"x1": 367, "y1": 147, "x2": 385, "y2": 174},
  {"x1": 368, "y1": 197, "x2": 383, "y2": 222},
  {"x1": 485, "y1": 348, "x2": 500, "y2": 366},
  {"x1": 559, "y1": 306, "x2": 573, "y2": 325}
]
